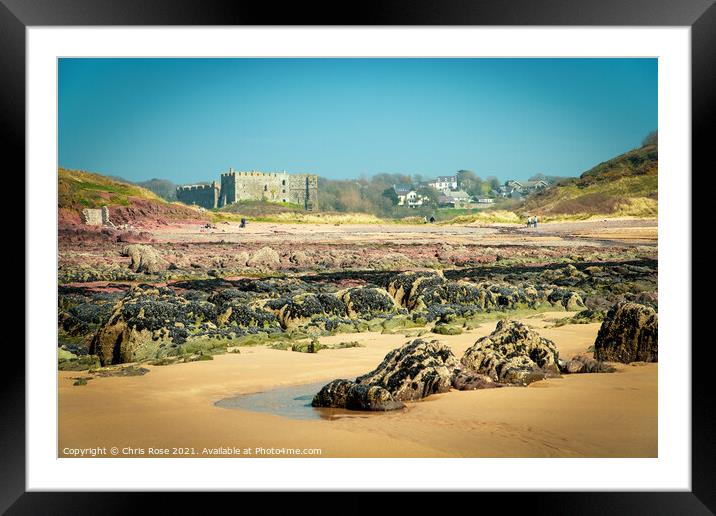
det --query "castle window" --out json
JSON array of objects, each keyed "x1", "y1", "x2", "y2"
[
  {"x1": 282, "y1": 180, "x2": 286, "y2": 186},
  {"x1": 264, "y1": 185, "x2": 268, "y2": 191}
]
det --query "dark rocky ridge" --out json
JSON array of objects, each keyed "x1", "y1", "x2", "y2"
[{"x1": 60, "y1": 260, "x2": 656, "y2": 368}]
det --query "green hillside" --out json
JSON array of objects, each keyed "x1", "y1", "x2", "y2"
[
  {"x1": 59, "y1": 168, "x2": 163, "y2": 208},
  {"x1": 58, "y1": 168, "x2": 207, "y2": 226},
  {"x1": 522, "y1": 138, "x2": 658, "y2": 218}
]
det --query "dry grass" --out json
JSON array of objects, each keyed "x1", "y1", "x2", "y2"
[
  {"x1": 211, "y1": 210, "x2": 395, "y2": 225},
  {"x1": 440, "y1": 210, "x2": 523, "y2": 225}
]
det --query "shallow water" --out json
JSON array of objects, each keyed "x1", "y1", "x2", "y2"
[{"x1": 215, "y1": 380, "x2": 381, "y2": 421}]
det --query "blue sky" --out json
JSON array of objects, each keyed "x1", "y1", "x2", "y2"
[{"x1": 59, "y1": 58, "x2": 657, "y2": 184}]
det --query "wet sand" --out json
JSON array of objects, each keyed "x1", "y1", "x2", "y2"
[
  {"x1": 58, "y1": 313, "x2": 657, "y2": 458},
  {"x1": 149, "y1": 218, "x2": 657, "y2": 248}
]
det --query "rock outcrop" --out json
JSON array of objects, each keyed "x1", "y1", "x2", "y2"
[
  {"x1": 247, "y1": 246, "x2": 280, "y2": 270},
  {"x1": 559, "y1": 354, "x2": 616, "y2": 374},
  {"x1": 312, "y1": 379, "x2": 405, "y2": 411},
  {"x1": 265, "y1": 293, "x2": 347, "y2": 329},
  {"x1": 312, "y1": 338, "x2": 458, "y2": 410},
  {"x1": 121, "y1": 244, "x2": 167, "y2": 273},
  {"x1": 89, "y1": 285, "x2": 279, "y2": 365},
  {"x1": 593, "y1": 302, "x2": 658, "y2": 363},
  {"x1": 460, "y1": 320, "x2": 561, "y2": 385},
  {"x1": 339, "y1": 287, "x2": 398, "y2": 318},
  {"x1": 451, "y1": 371, "x2": 502, "y2": 390},
  {"x1": 355, "y1": 339, "x2": 459, "y2": 401}
]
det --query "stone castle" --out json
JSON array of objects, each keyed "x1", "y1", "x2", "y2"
[{"x1": 176, "y1": 168, "x2": 318, "y2": 210}]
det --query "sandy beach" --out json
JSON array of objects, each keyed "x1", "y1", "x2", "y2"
[{"x1": 59, "y1": 312, "x2": 657, "y2": 458}]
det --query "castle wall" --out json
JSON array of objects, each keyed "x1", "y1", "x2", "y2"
[
  {"x1": 219, "y1": 173, "x2": 236, "y2": 206},
  {"x1": 176, "y1": 182, "x2": 219, "y2": 209},
  {"x1": 218, "y1": 170, "x2": 318, "y2": 210},
  {"x1": 288, "y1": 174, "x2": 318, "y2": 210}
]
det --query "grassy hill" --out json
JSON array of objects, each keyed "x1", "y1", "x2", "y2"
[
  {"x1": 521, "y1": 140, "x2": 658, "y2": 219},
  {"x1": 58, "y1": 168, "x2": 207, "y2": 227},
  {"x1": 59, "y1": 168, "x2": 166, "y2": 208}
]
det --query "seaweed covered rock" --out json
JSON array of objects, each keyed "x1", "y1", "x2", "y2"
[
  {"x1": 356, "y1": 339, "x2": 459, "y2": 401},
  {"x1": 593, "y1": 302, "x2": 658, "y2": 363},
  {"x1": 265, "y1": 293, "x2": 347, "y2": 329},
  {"x1": 59, "y1": 302, "x2": 115, "y2": 337},
  {"x1": 89, "y1": 285, "x2": 278, "y2": 365},
  {"x1": 386, "y1": 271, "x2": 499, "y2": 312},
  {"x1": 312, "y1": 339, "x2": 457, "y2": 411},
  {"x1": 345, "y1": 384, "x2": 405, "y2": 411},
  {"x1": 487, "y1": 284, "x2": 537, "y2": 309},
  {"x1": 339, "y1": 287, "x2": 397, "y2": 318},
  {"x1": 451, "y1": 371, "x2": 502, "y2": 390},
  {"x1": 553, "y1": 308, "x2": 605, "y2": 327},
  {"x1": 546, "y1": 288, "x2": 586, "y2": 311},
  {"x1": 207, "y1": 288, "x2": 254, "y2": 307},
  {"x1": 312, "y1": 379, "x2": 405, "y2": 411},
  {"x1": 386, "y1": 271, "x2": 446, "y2": 310},
  {"x1": 560, "y1": 354, "x2": 616, "y2": 374},
  {"x1": 312, "y1": 379, "x2": 354, "y2": 408},
  {"x1": 218, "y1": 303, "x2": 280, "y2": 330},
  {"x1": 89, "y1": 287, "x2": 197, "y2": 365},
  {"x1": 461, "y1": 320, "x2": 561, "y2": 385},
  {"x1": 121, "y1": 244, "x2": 167, "y2": 274}
]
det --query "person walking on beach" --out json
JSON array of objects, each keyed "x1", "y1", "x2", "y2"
[
  {"x1": 533, "y1": 215, "x2": 538, "y2": 228},
  {"x1": 527, "y1": 216, "x2": 532, "y2": 227}
]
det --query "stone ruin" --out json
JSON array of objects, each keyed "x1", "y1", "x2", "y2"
[
  {"x1": 176, "y1": 168, "x2": 318, "y2": 210},
  {"x1": 81, "y1": 206, "x2": 115, "y2": 227}
]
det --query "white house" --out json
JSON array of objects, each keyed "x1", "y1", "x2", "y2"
[
  {"x1": 427, "y1": 175, "x2": 458, "y2": 194},
  {"x1": 403, "y1": 190, "x2": 425, "y2": 207},
  {"x1": 393, "y1": 184, "x2": 426, "y2": 207}
]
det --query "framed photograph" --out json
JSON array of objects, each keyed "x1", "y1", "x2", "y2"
[{"x1": 5, "y1": 0, "x2": 712, "y2": 511}]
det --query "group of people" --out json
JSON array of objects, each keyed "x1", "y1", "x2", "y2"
[{"x1": 526, "y1": 215, "x2": 539, "y2": 228}]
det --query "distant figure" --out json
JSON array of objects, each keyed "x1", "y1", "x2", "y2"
[
  {"x1": 429, "y1": 216, "x2": 436, "y2": 224},
  {"x1": 423, "y1": 216, "x2": 428, "y2": 224},
  {"x1": 527, "y1": 216, "x2": 532, "y2": 227},
  {"x1": 534, "y1": 215, "x2": 538, "y2": 228},
  {"x1": 240, "y1": 218, "x2": 246, "y2": 228}
]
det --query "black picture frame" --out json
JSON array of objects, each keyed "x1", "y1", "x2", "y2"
[{"x1": 3, "y1": 0, "x2": 711, "y2": 513}]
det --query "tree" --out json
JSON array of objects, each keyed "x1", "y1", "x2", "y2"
[
  {"x1": 415, "y1": 185, "x2": 441, "y2": 207},
  {"x1": 487, "y1": 176, "x2": 501, "y2": 190},
  {"x1": 457, "y1": 170, "x2": 485, "y2": 197},
  {"x1": 382, "y1": 187, "x2": 399, "y2": 206},
  {"x1": 457, "y1": 169, "x2": 475, "y2": 190}
]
